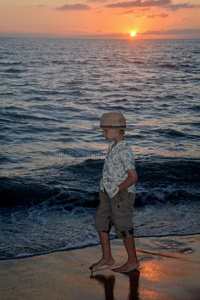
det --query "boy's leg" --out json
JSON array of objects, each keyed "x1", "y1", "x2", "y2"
[
  {"x1": 113, "y1": 237, "x2": 139, "y2": 273},
  {"x1": 89, "y1": 231, "x2": 115, "y2": 270},
  {"x1": 110, "y1": 190, "x2": 139, "y2": 273},
  {"x1": 90, "y1": 190, "x2": 114, "y2": 270}
]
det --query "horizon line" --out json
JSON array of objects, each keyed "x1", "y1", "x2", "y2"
[{"x1": 0, "y1": 34, "x2": 200, "y2": 40}]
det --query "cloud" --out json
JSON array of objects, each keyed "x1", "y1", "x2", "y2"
[
  {"x1": 141, "y1": 28, "x2": 200, "y2": 35},
  {"x1": 159, "y1": 13, "x2": 168, "y2": 17},
  {"x1": 115, "y1": 8, "x2": 152, "y2": 14},
  {"x1": 56, "y1": 3, "x2": 91, "y2": 11},
  {"x1": 87, "y1": 0, "x2": 107, "y2": 2},
  {"x1": 106, "y1": 0, "x2": 171, "y2": 8},
  {"x1": 147, "y1": 13, "x2": 168, "y2": 17},
  {"x1": 165, "y1": 3, "x2": 194, "y2": 10},
  {"x1": 82, "y1": 33, "x2": 127, "y2": 38},
  {"x1": 105, "y1": 0, "x2": 195, "y2": 10},
  {"x1": 25, "y1": 4, "x2": 47, "y2": 8},
  {"x1": 122, "y1": 9, "x2": 135, "y2": 13},
  {"x1": 113, "y1": 9, "x2": 135, "y2": 14}
]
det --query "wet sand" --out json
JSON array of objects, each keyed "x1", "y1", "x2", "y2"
[{"x1": 0, "y1": 235, "x2": 200, "y2": 300}]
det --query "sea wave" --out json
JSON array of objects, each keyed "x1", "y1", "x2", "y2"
[
  {"x1": 0, "y1": 37, "x2": 199, "y2": 260},
  {"x1": 1, "y1": 158, "x2": 199, "y2": 208}
]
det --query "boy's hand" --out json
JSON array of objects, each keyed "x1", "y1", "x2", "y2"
[{"x1": 118, "y1": 169, "x2": 138, "y2": 192}]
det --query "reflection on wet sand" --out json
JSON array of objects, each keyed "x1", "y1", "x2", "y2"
[
  {"x1": 91, "y1": 274, "x2": 115, "y2": 300},
  {"x1": 125, "y1": 270, "x2": 140, "y2": 300},
  {"x1": 91, "y1": 270, "x2": 140, "y2": 300}
]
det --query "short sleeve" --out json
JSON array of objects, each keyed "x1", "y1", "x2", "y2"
[{"x1": 119, "y1": 147, "x2": 135, "y2": 171}]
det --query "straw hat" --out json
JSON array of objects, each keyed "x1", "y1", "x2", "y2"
[{"x1": 94, "y1": 112, "x2": 131, "y2": 131}]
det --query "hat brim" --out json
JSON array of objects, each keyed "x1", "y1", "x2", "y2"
[{"x1": 93, "y1": 126, "x2": 133, "y2": 131}]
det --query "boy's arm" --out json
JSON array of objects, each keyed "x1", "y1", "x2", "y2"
[{"x1": 118, "y1": 169, "x2": 138, "y2": 192}]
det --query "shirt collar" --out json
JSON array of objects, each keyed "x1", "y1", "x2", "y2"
[{"x1": 109, "y1": 138, "x2": 127, "y2": 151}]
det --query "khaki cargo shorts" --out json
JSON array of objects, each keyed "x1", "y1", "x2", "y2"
[{"x1": 94, "y1": 189, "x2": 135, "y2": 239}]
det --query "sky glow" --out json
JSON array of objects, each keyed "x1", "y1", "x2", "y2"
[{"x1": 0, "y1": 0, "x2": 199, "y2": 39}]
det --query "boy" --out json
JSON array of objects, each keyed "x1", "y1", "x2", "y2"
[{"x1": 90, "y1": 112, "x2": 139, "y2": 273}]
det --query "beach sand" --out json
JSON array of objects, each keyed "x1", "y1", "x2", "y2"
[{"x1": 0, "y1": 235, "x2": 200, "y2": 300}]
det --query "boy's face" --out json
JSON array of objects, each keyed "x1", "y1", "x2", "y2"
[{"x1": 102, "y1": 128, "x2": 119, "y2": 142}]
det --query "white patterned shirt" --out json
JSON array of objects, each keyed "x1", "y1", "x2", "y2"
[{"x1": 100, "y1": 139, "x2": 136, "y2": 198}]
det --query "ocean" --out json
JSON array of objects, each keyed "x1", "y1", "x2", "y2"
[{"x1": 0, "y1": 37, "x2": 199, "y2": 260}]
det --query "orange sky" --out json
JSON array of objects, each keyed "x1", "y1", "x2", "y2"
[{"x1": 0, "y1": 0, "x2": 199, "y2": 39}]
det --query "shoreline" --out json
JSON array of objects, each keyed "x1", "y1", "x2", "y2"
[
  {"x1": 1, "y1": 233, "x2": 200, "y2": 262},
  {"x1": 0, "y1": 234, "x2": 200, "y2": 300}
]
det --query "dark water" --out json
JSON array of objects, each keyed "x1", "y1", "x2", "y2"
[{"x1": 0, "y1": 38, "x2": 199, "y2": 259}]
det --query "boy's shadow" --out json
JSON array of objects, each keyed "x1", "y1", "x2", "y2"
[{"x1": 90, "y1": 270, "x2": 140, "y2": 300}]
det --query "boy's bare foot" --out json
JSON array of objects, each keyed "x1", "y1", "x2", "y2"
[
  {"x1": 89, "y1": 257, "x2": 115, "y2": 271},
  {"x1": 113, "y1": 260, "x2": 139, "y2": 273}
]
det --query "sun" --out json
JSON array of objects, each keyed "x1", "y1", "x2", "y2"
[{"x1": 130, "y1": 31, "x2": 137, "y2": 37}]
